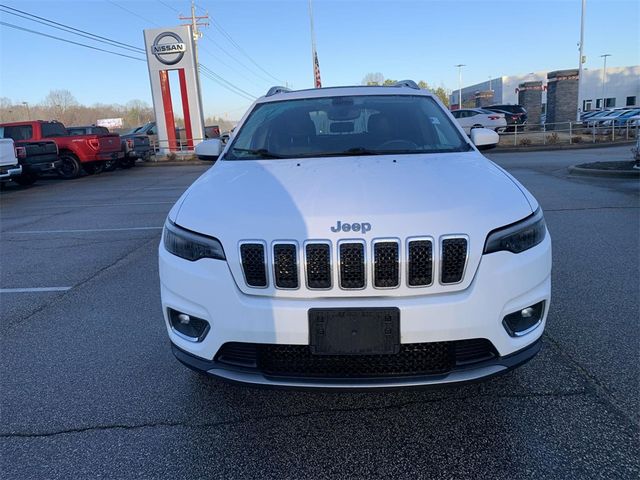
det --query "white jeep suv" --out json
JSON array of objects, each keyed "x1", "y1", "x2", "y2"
[{"x1": 159, "y1": 81, "x2": 551, "y2": 388}]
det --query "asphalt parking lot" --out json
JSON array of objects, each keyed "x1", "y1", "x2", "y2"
[{"x1": 1, "y1": 146, "x2": 638, "y2": 479}]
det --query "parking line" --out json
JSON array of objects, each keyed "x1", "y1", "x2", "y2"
[
  {"x1": 7, "y1": 227, "x2": 163, "y2": 234},
  {"x1": 0, "y1": 287, "x2": 72, "y2": 293}
]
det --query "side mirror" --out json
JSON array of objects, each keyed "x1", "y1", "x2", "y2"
[
  {"x1": 195, "y1": 138, "x2": 222, "y2": 161},
  {"x1": 470, "y1": 128, "x2": 499, "y2": 150}
]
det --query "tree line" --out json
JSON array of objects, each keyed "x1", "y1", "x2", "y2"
[
  {"x1": 361, "y1": 73, "x2": 450, "y2": 107},
  {"x1": 0, "y1": 89, "x2": 236, "y2": 132}
]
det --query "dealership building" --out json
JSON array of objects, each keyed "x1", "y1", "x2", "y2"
[{"x1": 450, "y1": 65, "x2": 639, "y2": 115}]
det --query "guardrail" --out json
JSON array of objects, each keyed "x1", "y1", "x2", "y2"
[{"x1": 497, "y1": 120, "x2": 639, "y2": 147}]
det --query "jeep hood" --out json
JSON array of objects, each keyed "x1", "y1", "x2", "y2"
[{"x1": 172, "y1": 152, "x2": 535, "y2": 297}]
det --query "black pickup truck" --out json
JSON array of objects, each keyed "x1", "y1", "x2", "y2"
[{"x1": 0, "y1": 125, "x2": 59, "y2": 186}]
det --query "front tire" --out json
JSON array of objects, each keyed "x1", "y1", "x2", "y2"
[
  {"x1": 13, "y1": 172, "x2": 38, "y2": 186},
  {"x1": 57, "y1": 153, "x2": 82, "y2": 179},
  {"x1": 83, "y1": 161, "x2": 105, "y2": 175},
  {"x1": 119, "y1": 157, "x2": 136, "y2": 169},
  {"x1": 103, "y1": 159, "x2": 118, "y2": 172}
]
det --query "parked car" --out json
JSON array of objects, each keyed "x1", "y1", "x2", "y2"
[
  {"x1": 486, "y1": 104, "x2": 528, "y2": 124},
  {"x1": 0, "y1": 120, "x2": 122, "y2": 178},
  {"x1": 1, "y1": 124, "x2": 60, "y2": 185},
  {"x1": 164, "y1": 80, "x2": 549, "y2": 389},
  {"x1": 599, "y1": 109, "x2": 640, "y2": 127},
  {"x1": 127, "y1": 122, "x2": 159, "y2": 151},
  {"x1": 0, "y1": 138, "x2": 22, "y2": 183},
  {"x1": 483, "y1": 106, "x2": 525, "y2": 130},
  {"x1": 450, "y1": 108, "x2": 507, "y2": 134},
  {"x1": 68, "y1": 125, "x2": 145, "y2": 169}
]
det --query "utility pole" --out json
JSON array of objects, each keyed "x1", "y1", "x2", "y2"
[
  {"x1": 576, "y1": 0, "x2": 586, "y2": 120},
  {"x1": 600, "y1": 54, "x2": 611, "y2": 110},
  {"x1": 455, "y1": 64, "x2": 465, "y2": 109},
  {"x1": 180, "y1": 0, "x2": 209, "y2": 64}
]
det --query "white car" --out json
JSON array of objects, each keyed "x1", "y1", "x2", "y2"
[
  {"x1": 450, "y1": 108, "x2": 508, "y2": 134},
  {"x1": 161, "y1": 81, "x2": 551, "y2": 389},
  {"x1": 0, "y1": 138, "x2": 23, "y2": 182}
]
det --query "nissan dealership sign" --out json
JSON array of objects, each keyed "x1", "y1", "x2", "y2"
[{"x1": 143, "y1": 25, "x2": 205, "y2": 154}]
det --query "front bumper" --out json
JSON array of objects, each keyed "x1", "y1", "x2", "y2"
[
  {"x1": 159, "y1": 235, "x2": 551, "y2": 388},
  {"x1": 0, "y1": 164, "x2": 22, "y2": 180},
  {"x1": 172, "y1": 337, "x2": 542, "y2": 389}
]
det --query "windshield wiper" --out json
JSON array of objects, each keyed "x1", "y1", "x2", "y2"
[
  {"x1": 231, "y1": 147, "x2": 284, "y2": 159},
  {"x1": 340, "y1": 147, "x2": 385, "y2": 156}
]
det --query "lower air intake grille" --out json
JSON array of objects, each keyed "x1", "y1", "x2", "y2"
[
  {"x1": 373, "y1": 241, "x2": 399, "y2": 288},
  {"x1": 441, "y1": 238, "x2": 468, "y2": 284},
  {"x1": 407, "y1": 240, "x2": 433, "y2": 286},
  {"x1": 273, "y1": 244, "x2": 298, "y2": 288},
  {"x1": 215, "y1": 339, "x2": 497, "y2": 378},
  {"x1": 260, "y1": 342, "x2": 452, "y2": 377},
  {"x1": 339, "y1": 243, "x2": 365, "y2": 289},
  {"x1": 306, "y1": 243, "x2": 331, "y2": 289},
  {"x1": 240, "y1": 243, "x2": 267, "y2": 287}
]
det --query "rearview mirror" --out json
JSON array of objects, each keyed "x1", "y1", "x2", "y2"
[
  {"x1": 195, "y1": 138, "x2": 222, "y2": 161},
  {"x1": 470, "y1": 128, "x2": 499, "y2": 150}
]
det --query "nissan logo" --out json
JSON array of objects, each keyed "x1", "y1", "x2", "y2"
[{"x1": 151, "y1": 32, "x2": 186, "y2": 65}]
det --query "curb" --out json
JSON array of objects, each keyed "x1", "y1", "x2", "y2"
[
  {"x1": 568, "y1": 165, "x2": 640, "y2": 178},
  {"x1": 491, "y1": 140, "x2": 636, "y2": 154},
  {"x1": 138, "y1": 161, "x2": 213, "y2": 167}
]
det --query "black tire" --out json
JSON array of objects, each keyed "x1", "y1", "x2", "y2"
[
  {"x1": 13, "y1": 172, "x2": 38, "y2": 186},
  {"x1": 83, "y1": 161, "x2": 105, "y2": 175},
  {"x1": 103, "y1": 159, "x2": 118, "y2": 172},
  {"x1": 57, "y1": 153, "x2": 82, "y2": 179},
  {"x1": 119, "y1": 157, "x2": 136, "y2": 169}
]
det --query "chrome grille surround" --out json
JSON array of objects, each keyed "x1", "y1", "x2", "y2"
[{"x1": 238, "y1": 235, "x2": 470, "y2": 291}]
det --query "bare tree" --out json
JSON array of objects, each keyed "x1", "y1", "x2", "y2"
[
  {"x1": 43, "y1": 89, "x2": 78, "y2": 124},
  {"x1": 362, "y1": 72, "x2": 384, "y2": 86}
]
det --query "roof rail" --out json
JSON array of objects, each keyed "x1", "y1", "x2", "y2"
[
  {"x1": 266, "y1": 86, "x2": 292, "y2": 97},
  {"x1": 392, "y1": 80, "x2": 420, "y2": 90}
]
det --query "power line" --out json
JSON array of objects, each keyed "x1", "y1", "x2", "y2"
[
  {"x1": 199, "y1": 64, "x2": 258, "y2": 101},
  {"x1": 0, "y1": 21, "x2": 146, "y2": 62},
  {"x1": 106, "y1": 0, "x2": 162, "y2": 27},
  {"x1": 0, "y1": 3, "x2": 144, "y2": 53},
  {"x1": 210, "y1": 18, "x2": 283, "y2": 83},
  {"x1": 158, "y1": 0, "x2": 181, "y2": 14},
  {"x1": 198, "y1": 69, "x2": 255, "y2": 102}
]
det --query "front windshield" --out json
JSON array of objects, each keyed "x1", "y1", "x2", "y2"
[{"x1": 225, "y1": 94, "x2": 470, "y2": 160}]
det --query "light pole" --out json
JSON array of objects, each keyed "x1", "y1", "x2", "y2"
[
  {"x1": 600, "y1": 54, "x2": 611, "y2": 110},
  {"x1": 576, "y1": 0, "x2": 586, "y2": 120},
  {"x1": 21, "y1": 101, "x2": 30, "y2": 120},
  {"x1": 455, "y1": 64, "x2": 465, "y2": 109}
]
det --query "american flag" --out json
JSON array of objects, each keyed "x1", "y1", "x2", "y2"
[{"x1": 313, "y1": 51, "x2": 322, "y2": 88}]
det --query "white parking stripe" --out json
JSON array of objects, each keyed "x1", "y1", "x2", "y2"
[
  {"x1": 0, "y1": 287, "x2": 72, "y2": 293},
  {"x1": 7, "y1": 227, "x2": 163, "y2": 234}
]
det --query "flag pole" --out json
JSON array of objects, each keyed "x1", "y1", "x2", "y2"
[{"x1": 308, "y1": 0, "x2": 322, "y2": 88}]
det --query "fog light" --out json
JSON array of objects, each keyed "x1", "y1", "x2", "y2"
[
  {"x1": 502, "y1": 301, "x2": 545, "y2": 337},
  {"x1": 168, "y1": 308, "x2": 210, "y2": 342}
]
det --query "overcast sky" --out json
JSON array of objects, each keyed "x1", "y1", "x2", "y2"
[{"x1": 1, "y1": 0, "x2": 638, "y2": 120}]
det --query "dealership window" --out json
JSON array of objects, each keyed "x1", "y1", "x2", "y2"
[
  {"x1": 583, "y1": 99, "x2": 592, "y2": 111},
  {"x1": 627, "y1": 96, "x2": 637, "y2": 106},
  {"x1": 595, "y1": 99, "x2": 602, "y2": 109},
  {"x1": 604, "y1": 98, "x2": 616, "y2": 108}
]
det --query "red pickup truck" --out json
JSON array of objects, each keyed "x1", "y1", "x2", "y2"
[{"x1": 0, "y1": 120, "x2": 122, "y2": 178}]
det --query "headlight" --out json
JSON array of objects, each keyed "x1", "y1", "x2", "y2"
[
  {"x1": 483, "y1": 208, "x2": 546, "y2": 254},
  {"x1": 163, "y1": 220, "x2": 226, "y2": 261}
]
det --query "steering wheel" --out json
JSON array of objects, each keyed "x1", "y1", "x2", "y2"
[{"x1": 377, "y1": 139, "x2": 419, "y2": 150}]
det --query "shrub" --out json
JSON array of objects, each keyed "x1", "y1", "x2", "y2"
[
  {"x1": 519, "y1": 138, "x2": 532, "y2": 146},
  {"x1": 546, "y1": 133, "x2": 560, "y2": 144},
  {"x1": 572, "y1": 136, "x2": 583, "y2": 143}
]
